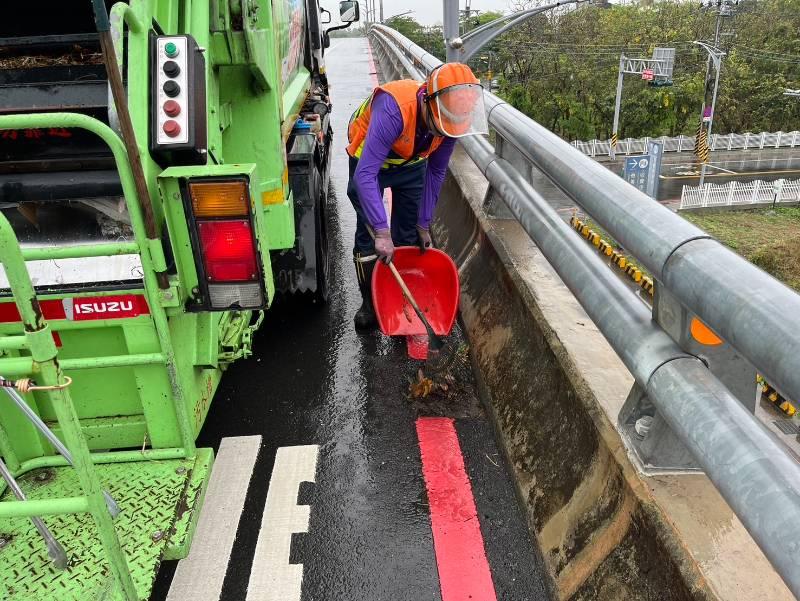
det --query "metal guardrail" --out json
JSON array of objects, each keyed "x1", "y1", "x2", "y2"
[
  {"x1": 369, "y1": 24, "x2": 800, "y2": 597},
  {"x1": 573, "y1": 130, "x2": 800, "y2": 158},
  {"x1": 681, "y1": 178, "x2": 800, "y2": 210}
]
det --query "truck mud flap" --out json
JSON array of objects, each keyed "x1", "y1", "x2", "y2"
[{"x1": 272, "y1": 131, "x2": 329, "y2": 300}]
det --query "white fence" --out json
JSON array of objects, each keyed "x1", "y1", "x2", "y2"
[
  {"x1": 573, "y1": 131, "x2": 800, "y2": 158},
  {"x1": 679, "y1": 178, "x2": 800, "y2": 210}
]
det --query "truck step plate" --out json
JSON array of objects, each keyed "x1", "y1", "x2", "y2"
[{"x1": 0, "y1": 450, "x2": 213, "y2": 600}]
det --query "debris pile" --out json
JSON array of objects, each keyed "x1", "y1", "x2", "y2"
[{"x1": 0, "y1": 46, "x2": 103, "y2": 70}]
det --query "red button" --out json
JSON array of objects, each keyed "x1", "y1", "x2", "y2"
[
  {"x1": 163, "y1": 120, "x2": 181, "y2": 138},
  {"x1": 163, "y1": 100, "x2": 181, "y2": 117}
]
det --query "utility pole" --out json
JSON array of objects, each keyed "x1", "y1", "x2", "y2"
[
  {"x1": 379, "y1": 0, "x2": 384, "y2": 23},
  {"x1": 461, "y1": 0, "x2": 471, "y2": 35},
  {"x1": 611, "y1": 55, "x2": 625, "y2": 159},
  {"x1": 694, "y1": 42, "x2": 725, "y2": 186},
  {"x1": 443, "y1": 0, "x2": 461, "y2": 62},
  {"x1": 366, "y1": 0, "x2": 376, "y2": 27},
  {"x1": 696, "y1": 0, "x2": 738, "y2": 186}
]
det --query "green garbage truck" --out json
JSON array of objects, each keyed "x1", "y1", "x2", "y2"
[{"x1": 0, "y1": 0, "x2": 358, "y2": 598}]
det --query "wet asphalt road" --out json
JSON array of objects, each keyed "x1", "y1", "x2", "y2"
[{"x1": 152, "y1": 37, "x2": 550, "y2": 601}]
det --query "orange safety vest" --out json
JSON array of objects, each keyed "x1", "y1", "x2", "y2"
[{"x1": 346, "y1": 80, "x2": 444, "y2": 167}]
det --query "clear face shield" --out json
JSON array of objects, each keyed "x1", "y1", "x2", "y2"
[{"x1": 428, "y1": 83, "x2": 488, "y2": 139}]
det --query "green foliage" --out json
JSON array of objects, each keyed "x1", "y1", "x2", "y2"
[
  {"x1": 493, "y1": 0, "x2": 800, "y2": 140},
  {"x1": 387, "y1": 0, "x2": 800, "y2": 140},
  {"x1": 383, "y1": 0, "x2": 800, "y2": 140},
  {"x1": 461, "y1": 10, "x2": 505, "y2": 34},
  {"x1": 683, "y1": 207, "x2": 800, "y2": 291},
  {"x1": 384, "y1": 17, "x2": 446, "y2": 61}
]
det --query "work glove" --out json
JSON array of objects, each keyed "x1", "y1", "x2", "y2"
[
  {"x1": 374, "y1": 228, "x2": 395, "y2": 264},
  {"x1": 416, "y1": 225, "x2": 433, "y2": 254}
]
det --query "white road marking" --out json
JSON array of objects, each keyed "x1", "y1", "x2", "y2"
[
  {"x1": 167, "y1": 435, "x2": 262, "y2": 601},
  {"x1": 246, "y1": 445, "x2": 319, "y2": 601}
]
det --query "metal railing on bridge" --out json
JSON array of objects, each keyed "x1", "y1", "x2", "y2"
[
  {"x1": 368, "y1": 24, "x2": 800, "y2": 598},
  {"x1": 680, "y1": 178, "x2": 800, "y2": 210},
  {"x1": 572, "y1": 130, "x2": 800, "y2": 158}
]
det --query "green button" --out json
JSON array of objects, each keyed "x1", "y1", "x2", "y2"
[{"x1": 165, "y1": 42, "x2": 178, "y2": 58}]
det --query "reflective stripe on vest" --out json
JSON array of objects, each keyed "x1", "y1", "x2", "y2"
[{"x1": 346, "y1": 80, "x2": 444, "y2": 168}]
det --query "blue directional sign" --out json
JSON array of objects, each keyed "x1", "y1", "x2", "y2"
[
  {"x1": 623, "y1": 142, "x2": 663, "y2": 199},
  {"x1": 624, "y1": 155, "x2": 651, "y2": 194},
  {"x1": 646, "y1": 141, "x2": 663, "y2": 199}
]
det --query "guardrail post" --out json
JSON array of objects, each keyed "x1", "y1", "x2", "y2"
[
  {"x1": 620, "y1": 285, "x2": 758, "y2": 473},
  {"x1": 483, "y1": 133, "x2": 527, "y2": 219}
]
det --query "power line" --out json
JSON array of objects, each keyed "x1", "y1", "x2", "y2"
[{"x1": 733, "y1": 46, "x2": 800, "y2": 60}]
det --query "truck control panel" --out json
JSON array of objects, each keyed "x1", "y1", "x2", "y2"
[{"x1": 149, "y1": 34, "x2": 207, "y2": 165}]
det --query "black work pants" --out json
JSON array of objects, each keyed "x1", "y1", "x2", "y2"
[{"x1": 347, "y1": 156, "x2": 426, "y2": 256}]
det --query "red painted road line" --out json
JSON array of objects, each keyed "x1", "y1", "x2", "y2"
[{"x1": 416, "y1": 417, "x2": 498, "y2": 601}]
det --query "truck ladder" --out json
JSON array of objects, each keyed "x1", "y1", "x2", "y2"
[{"x1": 0, "y1": 112, "x2": 201, "y2": 600}]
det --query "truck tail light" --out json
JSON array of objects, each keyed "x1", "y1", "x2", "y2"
[
  {"x1": 185, "y1": 177, "x2": 265, "y2": 310},
  {"x1": 198, "y1": 221, "x2": 258, "y2": 282},
  {"x1": 189, "y1": 181, "x2": 249, "y2": 217}
]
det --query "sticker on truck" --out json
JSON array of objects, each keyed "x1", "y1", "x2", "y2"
[{"x1": 0, "y1": 294, "x2": 150, "y2": 323}]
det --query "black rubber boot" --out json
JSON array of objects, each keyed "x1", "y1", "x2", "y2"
[{"x1": 354, "y1": 255, "x2": 377, "y2": 330}]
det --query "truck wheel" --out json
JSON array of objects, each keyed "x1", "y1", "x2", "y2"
[{"x1": 313, "y1": 179, "x2": 330, "y2": 303}]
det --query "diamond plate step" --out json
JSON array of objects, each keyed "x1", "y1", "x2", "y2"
[{"x1": 0, "y1": 450, "x2": 213, "y2": 601}]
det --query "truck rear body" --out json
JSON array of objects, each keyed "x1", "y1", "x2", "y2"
[{"x1": 0, "y1": 0, "x2": 351, "y2": 597}]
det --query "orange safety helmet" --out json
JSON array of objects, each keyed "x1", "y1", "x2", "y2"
[{"x1": 424, "y1": 63, "x2": 488, "y2": 138}]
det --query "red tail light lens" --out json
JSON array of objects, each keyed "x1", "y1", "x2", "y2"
[{"x1": 197, "y1": 220, "x2": 258, "y2": 282}]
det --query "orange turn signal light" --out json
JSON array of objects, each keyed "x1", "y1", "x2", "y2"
[{"x1": 189, "y1": 180, "x2": 249, "y2": 218}]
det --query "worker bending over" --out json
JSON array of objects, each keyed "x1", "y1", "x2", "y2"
[{"x1": 346, "y1": 62, "x2": 487, "y2": 330}]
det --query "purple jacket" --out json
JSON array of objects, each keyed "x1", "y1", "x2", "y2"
[{"x1": 353, "y1": 88, "x2": 456, "y2": 231}]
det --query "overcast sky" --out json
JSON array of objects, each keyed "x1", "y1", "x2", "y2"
[
  {"x1": 323, "y1": 0, "x2": 514, "y2": 27},
  {"x1": 378, "y1": 0, "x2": 512, "y2": 25}
]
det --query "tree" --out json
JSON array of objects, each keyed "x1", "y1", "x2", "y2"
[
  {"x1": 384, "y1": 16, "x2": 446, "y2": 61},
  {"x1": 384, "y1": 16, "x2": 424, "y2": 40},
  {"x1": 472, "y1": 0, "x2": 799, "y2": 140},
  {"x1": 380, "y1": 0, "x2": 800, "y2": 140}
]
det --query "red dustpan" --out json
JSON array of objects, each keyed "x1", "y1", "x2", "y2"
[{"x1": 372, "y1": 247, "x2": 460, "y2": 359}]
